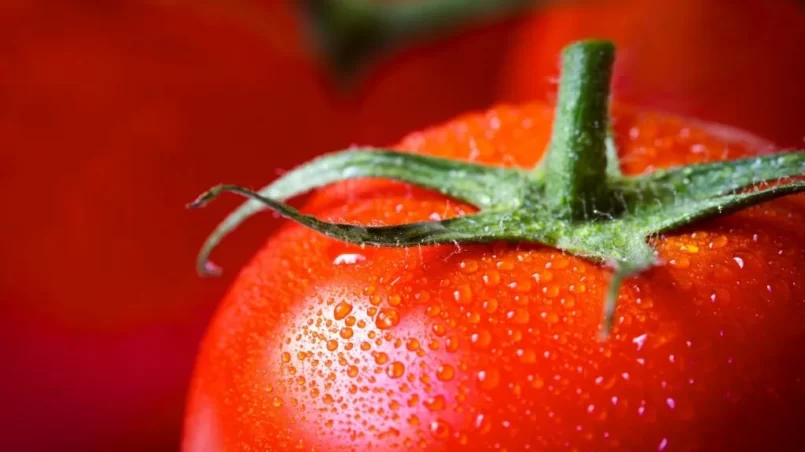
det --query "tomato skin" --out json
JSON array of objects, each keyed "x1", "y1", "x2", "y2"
[
  {"x1": 502, "y1": 0, "x2": 805, "y2": 147},
  {"x1": 184, "y1": 104, "x2": 805, "y2": 450}
]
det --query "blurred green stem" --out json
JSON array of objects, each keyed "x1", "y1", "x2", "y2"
[{"x1": 300, "y1": 0, "x2": 552, "y2": 76}]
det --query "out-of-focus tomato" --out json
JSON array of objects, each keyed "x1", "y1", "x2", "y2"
[
  {"x1": 1, "y1": 2, "x2": 347, "y2": 449},
  {"x1": 0, "y1": 1, "x2": 515, "y2": 449},
  {"x1": 502, "y1": 0, "x2": 805, "y2": 146}
]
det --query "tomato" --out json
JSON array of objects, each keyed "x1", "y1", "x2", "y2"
[
  {"x1": 502, "y1": 0, "x2": 805, "y2": 147},
  {"x1": 0, "y1": 1, "x2": 515, "y2": 449},
  {"x1": 184, "y1": 100, "x2": 805, "y2": 450}
]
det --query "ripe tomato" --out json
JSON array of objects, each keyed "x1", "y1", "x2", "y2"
[
  {"x1": 502, "y1": 0, "x2": 805, "y2": 147},
  {"x1": 184, "y1": 103, "x2": 805, "y2": 450}
]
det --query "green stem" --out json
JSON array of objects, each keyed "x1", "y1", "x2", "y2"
[
  {"x1": 300, "y1": 0, "x2": 546, "y2": 75},
  {"x1": 541, "y1": 40, "x2": 615, "y2": 220}
]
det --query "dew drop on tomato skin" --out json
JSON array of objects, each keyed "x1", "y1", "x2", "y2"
[
  {"x1": 184, "y1": 105, "x2": 805, "y2": 451},
  {"x1": 375, "y1": 307, "x2": 401, "y2": 329},
  {"x1": 387, "y1": 361, "x2": 405, "y2": 379},
  {"x1": 333, "y1": 301, "x2": 353, "y2": 320}
]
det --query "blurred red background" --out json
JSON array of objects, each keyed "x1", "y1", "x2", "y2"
[
  {"x1": 0, "y1": 1, "x2": 516, "y2": 450},
  {"x1": 1, "y1": 0, "x2": 802, "y2": 450}
]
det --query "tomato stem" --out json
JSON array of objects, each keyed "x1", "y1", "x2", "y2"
[{"x1": 541, "y1": 40, "x2": 615, "y2": 220}]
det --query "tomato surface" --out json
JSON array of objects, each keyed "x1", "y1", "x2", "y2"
[
  {"x1": 184, "y1": 103, "x2": 805, "y2": 450},
  {"x1": 502, "y1": 0, "x2": 805, "y2": 147}
]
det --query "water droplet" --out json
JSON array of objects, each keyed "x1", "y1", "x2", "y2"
[
  {"x1": 474, "y1": 413, "x2": 492, "y2": 434},
  {"x1": 477, "y1": 368, "x2": 501, "y2": 391},
  {"x1": 666, "y1": 398, "x2": 676, "y2": 409},
  {"x1": 272, "y1": 396, "x2": 284, "y2": 408},
  {"x1": 507, "y1": 308, "x2": 530, "y2": 324},
  {"x1": 426, "y1": 305, "x2": 441, "y2": 317},
  {"x1": 387, "y1": 361, "x2": 405, "y2": 379},
  {"x1": 373, "y1": 352, "x2": 389, "y2": 365},
  {"x1": 483, "y1": 298, "x2": 498, "y2": 313},
  {"x1": 432, "y1": 323, "x2": 447, "y2": 336},
  {"x1": 388, "y1": 294, "x2": 402, "y2": 306},
  {"x1": 511, "y1": 278, "x2": 532, "y2": 293},
  {"x1": 553, "y1": 256, "x2": 570, "y2": 269},
  {"x1": 459, "y1": 259, "x2": 479, "y2": 274},
  {"x1": 360, "y1": 341, "x2": 371, "y2": 351},
  {"x1": 517, "y1": 348, "x2": 537, "y2": 364},
  {"x1": 471, "y1": 329, "x2": 492, "y2": 349},
  {"x1": 544, "y1": 311, "x2": 559, "y2": 324},
  {"x1": 445, "y1": 335, "x2": 460, "y2": 352},
  {"x1": 496, "y1": 259, "x2": 514, "y2": 270},
  {"x1": 437, "y1": 364, "x2": 455, "y2": 381},
  {"x1": 632, "y1": 333, "x2": 647, "y2": 351},
  {"x1": 340, "y1": 327, "x2": 354, "y2": 339},
  {"x1": 658, "y1": 438, "x2": 668, "y2": 451},
  {"x1": 430, "y1": 419, "x2": 452, "y2": 440},
  {"x1": 326, "y1": 340, "x2": 338, "y2": 351},
  {"x1": 669, "y1": 256, "x2": 690, "y2": 269},
  {"x1": 466, "y1": 310, "x2": 481, "y2": 324},
  {"x1": 453, "y1": 285, "x2": 473, "y2": 305},
  {"x1": 406, "y1": 338, "x2": 420, "y2": 351},
  {"x1": 376, "y1": 307, "x2": 400, "y2": 330},
  {"x1": 424, "y1": 395, "x2": 446, "y2": 411},
  {"x1": 733, "y1": 256, "x2": 744, "y2": 269},
  {"x1": 333, "y1": 253, "x2": 366, "y2": 265},
  {"x1": 281, "y1": 352, "x2": 291, "y2": 363},
  {"x1": 348, "y1": 365, "x2": 359, "y2": 378},
  {"x1": 483, "y1": 271, "x2": 500, "y2": 287},
  {"x1": 570, "y1": 284, "x2": 586, "y2": 294},
  {"x1": 710, "y1": 236, "x2": 729, "y2": 249},
  {"x1": 542, "y1": 284, "x2": 560, "y2": 297}
]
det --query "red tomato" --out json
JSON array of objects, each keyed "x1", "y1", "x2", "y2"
[
  {"x1": 184, "y1": 103, "x2": 805, "y2": 450},
  {"x1": 502, "y1": 0, "x2": 805, "y2": 147},
  {"x1": 0, "y1": 1, "x2": 514, "y2": 449}
]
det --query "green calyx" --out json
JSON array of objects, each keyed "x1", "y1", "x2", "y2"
[{"x1": 189, "y1": 40, "x2": 805, "y2": 338}]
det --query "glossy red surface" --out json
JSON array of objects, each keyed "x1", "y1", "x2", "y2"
[{"x1": 185, "y1": 103, "x2": 805, "y2": 450}]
